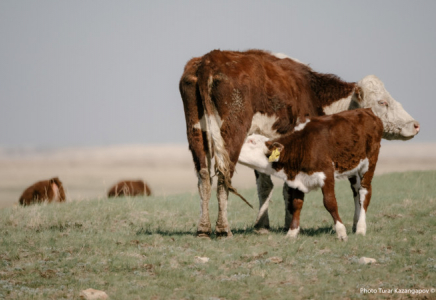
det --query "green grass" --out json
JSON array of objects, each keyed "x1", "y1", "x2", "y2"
[{"x1": 1, "y1": 171, "x2": 435, "y2": 299}]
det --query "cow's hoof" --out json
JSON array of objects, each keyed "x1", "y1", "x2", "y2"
[
  {"x1": 216, "y1": 231, "x2": 233, "y2": 238},
  {"x1": 254, "y1": 228, "x2": 270, "y2": 235},
  {"x1": 196, "y1": 231, "x2": 211, "y2": 239},
  {"x1": 196, "y1": 229, "x2": 212, "y2": 239},
  {"x1": 254, "y1": 223, "x2": 270, "y2": 230}
]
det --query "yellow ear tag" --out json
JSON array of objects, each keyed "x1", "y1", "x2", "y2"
[{"x1": 268, "y1": 149, "x2": 281, "y2": 162}]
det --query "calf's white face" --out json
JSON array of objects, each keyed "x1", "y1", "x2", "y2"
[
  {"x1": 358, "y1": 75, "x2": 420, "y2": 140},
  {"x1": 238, "y1": 134, "x2": 274, "y2": 175}
]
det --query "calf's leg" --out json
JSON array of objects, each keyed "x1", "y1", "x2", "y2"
[
  {"x1": 322, "y1": 176, "x2": 347, "y2": 240},
  {"x1": 285, "y1": 188, "x2": 305, "y2": 238}
]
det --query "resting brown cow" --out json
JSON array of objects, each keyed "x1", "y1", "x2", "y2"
[
  {"x1": 107, "y1": 180, "x2": 152, "y2": 198},
  {"x1": 19, "y1": 177, "x2": 66, "y2": 206}
]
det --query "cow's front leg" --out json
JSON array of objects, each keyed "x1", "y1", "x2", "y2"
[
  {"x1": 286, "y1": 188, "x2": 305, "y2": 238},
  {"x1": 215, "y1": 172, "x2": 232, "y2": 237},
  {"x1": 348, "y1": 176, "x2": 361, "y2": 232},
  {"x1": 197, "y1": 168, "x2": 212, "y2": 237},
  {"x1": 283, "y1": 185, "x2": 300, "y2": 230},
  {"x1": 254, "y1": 171, "x2": 274, "y2": 230}
]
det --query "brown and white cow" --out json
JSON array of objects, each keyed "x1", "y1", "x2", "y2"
[
  {"x1": 239, "y1": 109, "x2": 383, "y2": 240},
  {"x1": 179, "y1": 49, "x2": 419, "y2": 237},
  {"x1": 107, "y1": 180, "x2": 152, "y2": 198},
  {"x1": 19, "y1": 177, "x2": 66, "y2": 206}
]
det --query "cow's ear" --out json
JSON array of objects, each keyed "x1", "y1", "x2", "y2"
[
  {"x1": 50, "y1": 177, "x2": 61, "y2": 186},
  {"x1": 350, "y1": 86, "x2": 363, "y2": 110}
]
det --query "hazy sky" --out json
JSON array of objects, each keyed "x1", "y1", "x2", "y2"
[{"x1": 1, "y1": 1, "x2": 435, "y2": 148}]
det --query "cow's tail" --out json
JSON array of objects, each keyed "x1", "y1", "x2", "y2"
[{"x1": 199, "y1": 73, "x2": 253, "y2": 209}]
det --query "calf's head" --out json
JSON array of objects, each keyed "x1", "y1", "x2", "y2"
[
  {"x1": 356, "y1": 75, "x2": 420, "y2": 140},
  {"x1": 238, "y1": 134, "x2": 284, "y2": 174}
]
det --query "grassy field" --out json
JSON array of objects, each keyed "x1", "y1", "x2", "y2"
[{"x1": 0, "y1": 171, "x2": 435, "y2": 299}]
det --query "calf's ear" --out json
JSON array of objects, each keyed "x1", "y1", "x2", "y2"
[
  {"x1": 265, "y1": 142, "x2": 285, "y2": 162},
  {"x1": 265, "y1": 141, "x2": 284, "y2": 155},
  {"x1": 271, "y1": 142, "x2": 284, "y2": 153}
]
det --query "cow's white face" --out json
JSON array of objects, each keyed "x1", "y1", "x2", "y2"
[
  {"x1": 238, "y1": 134, "x2": 274, "y2": 174},
  {"x1": 357, "y1": 75, "x2": 420, "y2": 140}
]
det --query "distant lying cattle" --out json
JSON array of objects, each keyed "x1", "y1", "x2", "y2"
[
  {"x1": 107, "y1": 180, "x2": 151, "y2": 198},
  {"x1": 19, "y1": 177, "x2": 66, "y2": 206},
  {"x1": 238, "y1": 109, "x2": 383, "y2": 240},
  {"x1": 179, "y1": 49, "x2": 420, "y2": 237}
]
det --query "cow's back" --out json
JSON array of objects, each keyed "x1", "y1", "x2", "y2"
[
  {"x1": 19, "y1": 180, "x2": 51, "y2": 205},
  {"x1": 197, "y1": 50, "x2": 318, "y2": 137}
]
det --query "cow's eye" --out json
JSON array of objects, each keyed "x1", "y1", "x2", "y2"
[{"x1": 378, "y1": 100, "x2": 388, "y2": 107}]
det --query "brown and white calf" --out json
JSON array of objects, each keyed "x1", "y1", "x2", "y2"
[
  {"x1": 238, "y1": 109, "x2": 383, "y2": 240},
  {"x1": 179, "y1": 49, "x2": 419, "y2": 237},
  {"x1": 19, "y1": 177, "x2": 66, "y2": 206},
  {"x1": 107, "y1": 180, "x2": 152, "y2": 198}
]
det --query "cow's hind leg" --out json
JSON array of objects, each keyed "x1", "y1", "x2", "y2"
[
  {"x1": 322, "y1": 176, "x2": 347, "y2": 240},
  {"x1": 285, "y1": 188, "x2": 305, "y2": 238},
  {"x1": 215, "y1": 172, "x2": 232, "y2": 237},
  {"x1": 180, "y1": 68, "x2": 212, "y2": 237},
  {"x1": 254, "y1": 171, "x2": 274, "y2": 230},
  {"x1": 197, "y1": 166, "x2": 212, "y2": 237}
]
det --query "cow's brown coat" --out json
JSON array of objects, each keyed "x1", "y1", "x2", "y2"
[
  {"x1": 107, "y1": 180, "x2": 151, "y2": 198},
  {"x1": 180, "y1": 49, "x2": 360, "y2": 237},
  {"x1": 19, "y1": 177, "x2": 66, "y2": 206}
]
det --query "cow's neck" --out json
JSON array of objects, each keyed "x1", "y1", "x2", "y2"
[
  {"x1": 322, "y1": 91, "x2": 355, "y2": 115},
  {"x1": 309, "y1": 71, "x2": 357, "y2": 115}
]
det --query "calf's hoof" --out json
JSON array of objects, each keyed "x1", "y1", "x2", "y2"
[
  {"x1": 338, "y1": 235, "x2": 348, "y2": 241},
  {"x1": 285, "y1": 227, "x2": 300, "y2": 238},
  {"x1": 335, "y1": 221, "x2": 348, "y2": 241},
  {"x1": 355, "y1": 223, "x2": 367, "y2": 236}
]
